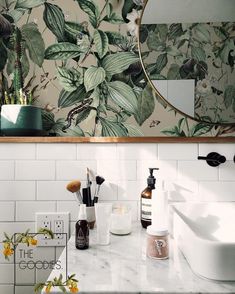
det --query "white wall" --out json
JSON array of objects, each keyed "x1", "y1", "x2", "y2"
[{"x1": 0, "y1": 142, "x2": 234, "y2": 293}]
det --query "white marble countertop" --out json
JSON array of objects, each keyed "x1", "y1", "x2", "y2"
[{"x1": 44, "y1": 223, "x2": 235, "y2": 294}]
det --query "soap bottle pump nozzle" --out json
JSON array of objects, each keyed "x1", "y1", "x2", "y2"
[{"x1": 147, "y1": 168, "x2": 159, "y2": 189}]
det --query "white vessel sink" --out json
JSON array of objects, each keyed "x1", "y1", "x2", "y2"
[{"x1": 173, "y1": 202, "x2": 235, "y2": 281}]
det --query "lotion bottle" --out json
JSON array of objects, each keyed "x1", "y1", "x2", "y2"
[
  {"x1": 75, "y1": 204, "x2": 89, "y2": 250},
  {"x1": 141, "y1": 168, "x2": 159, "y2": 229}
]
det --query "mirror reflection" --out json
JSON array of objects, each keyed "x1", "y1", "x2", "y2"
[{"x1": 139, "y1": 0, "x2": 235, "y2": 124}]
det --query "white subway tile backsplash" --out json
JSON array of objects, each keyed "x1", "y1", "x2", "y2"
[
  {"x1": 198, "y1": 181, "x2": 235, "y2": 201},
  {"x1": 117, "y1": 144, "x2": 157, "y2": 160},
  {"x1": 37, "y1": 181, "x2": 73, "y2": 201},
  {"x1": 15, "y1": 286, "x2": 35, "y2": 294},
  {"x1": 158, "y1": 144, "x2": 198, "y2": 160},
  {"x1": 37, "y1": 143, "x2": 77, "y2": 160},
  {"x1": 137, "y1": 160, "x2": 177, "y2": 180},
  {"x1": 15, "y1": 161, "x2": 55, "y2": 180},
  {"x1": 56, "y1": 161, "x2": 96, "y2": 180},
  {"x1": 0, "y1": 181, "x2": 35, "y2": 201},
  {"x1": 57, "y1": 201, "x2": 78, "y2": 221},
  {"x1": 16, "y1": 201, "x2": 56, "y2": 221},
  {"x1": 97, "y1": 160, "x2": 136, "y2": 181},
  {"x1": 98, "y1": 182, "x2": 118, "y2": 201},
  {"x1": 0, "y1": 161, "x2": 14, "y2": 180},
  {"x1": 0, "y1": 285, "x2": 14, "y2": 294},
  {"x1": 117, "y1": 181, "x2": 142, "y2": 201},
  {"x1": 0, "y1": 264, "x2": 14, "y2": 284},
  {"x1": 219, "y1": 161, "x2": 235, "y2": 181},
  {"x1": 0, "y1": 202, "x2": 14, "y2": 221},
  {"x1": 0, "y1": 144, "x2": 35, "y2": 159},
  {"x1": 178, "y1": 161, "x2": 218, "y2": 181},
  {"x1": 77, "y1": 144, "x2": 117, "y2": 160},
  {"x1": 165, "y1": 180, "x2": 199, "y2": 202},
  {"x1": 199, "y1": 144, "x2": 235, "y2": 160}
]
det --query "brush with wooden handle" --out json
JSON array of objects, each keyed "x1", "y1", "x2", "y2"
[{"x1": 66, "y1": 180, "x2": 83, "y2": 204}]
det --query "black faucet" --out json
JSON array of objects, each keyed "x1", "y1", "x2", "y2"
[{"x1": 198, "y1": 152, "x2": 226, "y2": 167}]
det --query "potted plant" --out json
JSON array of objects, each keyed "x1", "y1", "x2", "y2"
[{"x1": 0, "y1": 14, "x2": 43, "y2": 136}]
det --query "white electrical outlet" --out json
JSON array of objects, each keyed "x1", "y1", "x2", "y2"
[{"x1": 35, "y1": 212, "x2": 69, "y2": 247}]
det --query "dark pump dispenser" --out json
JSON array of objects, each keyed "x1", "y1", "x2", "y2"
[
  {"x1": 141, "y1": 168, "x2": 159, "y2": 229},
  {"x1": 75, "y1": 204, "x2": 89, "y2": 250}
]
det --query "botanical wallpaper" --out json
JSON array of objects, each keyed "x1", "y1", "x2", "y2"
[
  {"x1": 0, "y1": 0, "x2": 234, "y2": 137},
  {"x1": 140, "y1": 22, "x2": 235, "y2": 124}
]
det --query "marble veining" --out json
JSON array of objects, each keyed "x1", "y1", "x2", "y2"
[{"x1": 44, "y1": 223, "x2": 235, "y2": 294}]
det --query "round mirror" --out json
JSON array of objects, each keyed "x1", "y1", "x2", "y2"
[{"x1": 139, "y1": 0, "x2": 235, "y2": 125}]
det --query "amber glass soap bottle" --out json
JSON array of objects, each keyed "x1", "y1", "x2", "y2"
[{"x1": 141, "y1": 168, "x2": 159, "y2": 229}]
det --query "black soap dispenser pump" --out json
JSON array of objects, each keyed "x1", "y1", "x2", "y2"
[
  {"x1": 75, "y1": 204, "x2": 89, "y2": 250},
  {"x1": 141, "y1": 168, "x2": 159, "y2": 229}
]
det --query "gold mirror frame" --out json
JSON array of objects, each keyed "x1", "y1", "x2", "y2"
[{"x1": 138, "y1": 0, "x2": 235, "y2": 127}]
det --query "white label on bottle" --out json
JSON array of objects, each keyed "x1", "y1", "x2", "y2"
[{"x1": 141, "y1": 198, "x2": 152, "y2": 220}]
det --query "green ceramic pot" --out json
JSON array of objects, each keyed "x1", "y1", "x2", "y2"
[{"x1": 1, "y1": 105, "x2": 43, "y2": 136}]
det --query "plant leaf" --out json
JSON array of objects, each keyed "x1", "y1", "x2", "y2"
[
  {"x1": 190, "y1": 123, "x2": 213, "y2": 137},
  {"x1": 191, "y1": 46, "x2": 206, "y2": 62},
  {"x1": 65, "y1": 21, "x2": 85, "y2": 42},
  {"x1": 224, "y1": 85, "x2": 235, "y2": 109},
  {"x1": 122, "y1": 0, "x2": 135, "y2": 22},
  {"x1": 155, "y1": 53, "x2": 168, "y2": 74},
  {"x1": 122, "y1": 123, "x2": 144, "y2": 137},
  {"x1": 76, "y1": 0, "x2": 100, "y2": 28},
  {"x1": 15, "y1": 0, "x2": 45, "y2": 9},
  {"x1": 76, "y1": 107, "x2": 92, "y2": 125},
  {"x1": 105, "y1": 31, "x2": 125, "y2": 45},
  {"x1": 21, "y1": 23, "x2": 45, "y2": 67},
  {"x1": 43, "y1": 3, "x2": 65, "y2": 42},
  {"x1": 167, "y1": 64, "x2": 180, "y2": 79},
  {"x1": 102, "y1": 52, "x2": 139, "y2": 76},
  {"x1": 58, "y1": 85, "x2": 88, "y2": 108},
  {"x1": 84, "y1": 66, "x2": 106, "y2": 92},
  {"x1": 99, "y1": 117, "x2": 128, "y2": 137},
  {"x1": 57, "y1": 67, "x2": 82, "y2": 92},
  {"x1": 135, "y1": 84, "x2": 155, "y2": 126},
  {"x1": 0, "y1": 41, "x2": 7, "y2": 71},
  {"x1": 93, "y1": 29, "x2": 108, "y2": 59},
  {"x1": 44, "y1": 42, "x2": 81, "y2": 60},
  {"x1": 8, "y1": 8, "x2": 28, "y2": 22},
  {"x1": 103, "y1": 13, "x2": 124, "y2": 24},
  {"x1": 107, "y1": 81, "x2": 138, "y2": 115}
]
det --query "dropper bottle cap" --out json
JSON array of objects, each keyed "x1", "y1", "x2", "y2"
[{"x1": 78, "y1": 204, "x2": 87, "y2": 220}]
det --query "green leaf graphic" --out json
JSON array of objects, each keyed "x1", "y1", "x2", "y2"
[
  {"x1": 102, "y1": 52, "x2": 139, "y2": 76},
  {"x1": 93, "y1": 29, "x2": 108, "y2": 58},
  {"x1": 107, "y1": 81, "x2": 138, "y2": 114},
  {"x1": 15, "y1": 0, "x2": 45, "y2": 9},
  {"x1": 84, "y1": 66, "x2": 106, "y2": 92},
  {"x1": 45, "y1": 42, "x2": 81, "y2": 60},
  {"x1": 21, "y1": 23, "x2": 45, "y2": 67},
  {"x1": 76, "y1": 0, "x2": 100, "y2": 28},
  {"x1": 58, "y1": 85, "x2": 87, "y2": 108},
  {"x1": 43, "y1": 3, "x2": 65, "y2": 42}
]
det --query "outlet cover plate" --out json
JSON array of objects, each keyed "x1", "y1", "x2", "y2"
[{"x1": 35, "y1": 212, "x2": 69, "y2": 247}]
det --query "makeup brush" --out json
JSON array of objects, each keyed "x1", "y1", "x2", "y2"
[
  {"x1": 86, "y1": 168, "x2": 92, "y2": 206},
  {"x1": 66, "y1": 180, "x2": 83, "y2": 204},
  {"x1": 94, "y1": 176, "x2": 105, "y2": 204}
]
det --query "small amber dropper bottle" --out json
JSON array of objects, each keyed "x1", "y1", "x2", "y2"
[{"x1": 75, "y1": 204, "x2": 89, "y2": 250}]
